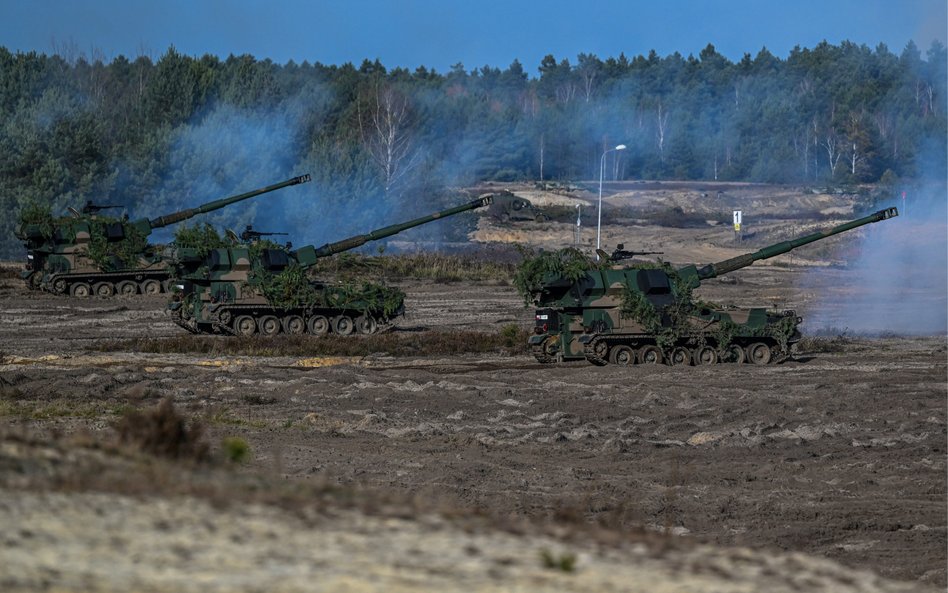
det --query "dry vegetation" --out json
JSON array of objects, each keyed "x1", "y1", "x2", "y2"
[
  {"x1": 313, "y1": 251, "x2": 520, "y2": 283},
  {"x1": 91, "y1": 325, "x2": 530, "y2": 357}
]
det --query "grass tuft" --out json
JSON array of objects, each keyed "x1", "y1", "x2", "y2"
[
  {"x1": 221, "y1": 436, "x2": 251, "y2": 463},
  {"x1": 540, "y1": 548, "x2": 577, "y2": 572},
  {"x1": 114, "y1": 398, "x2": 209, "y2": 461}
]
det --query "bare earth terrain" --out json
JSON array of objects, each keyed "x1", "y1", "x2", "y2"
[{"x1": 1, "y1": 182, "x2": 945, "y2": 591}]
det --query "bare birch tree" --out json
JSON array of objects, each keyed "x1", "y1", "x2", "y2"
[
  {"x1": 357, "y1": 81, "x2": 420, "y2": 195},
  {"x1": 656, "y1": 101, "x2": 669, "y2": 163},
  {"x1": 823, "y1": 131, "x2": 843, "y2": 176},
  {"x1": 576, "y1": 54, "x2": 600, "y2": 103}
]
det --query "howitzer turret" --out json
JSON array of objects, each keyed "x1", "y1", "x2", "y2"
[
  {"x1": 15, "y1": 174, "x2": 311, "y2": 297},
  {"x1": 519, "y1": 207, "x2": 900, "y2": 366},
  {"x1": 167, "y1": 194, "x2": 493, "y2": 337}
]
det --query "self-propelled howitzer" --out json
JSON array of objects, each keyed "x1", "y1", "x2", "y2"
[
  {"x1": 15, "y1": 175, "x2": 311, "y2": 297},
  {"x1": 523, "y1": 207, "x2": 898, "y2": 366},
  {"x1": 167, "y1": 195, "x2": 493, "y2": 336}
]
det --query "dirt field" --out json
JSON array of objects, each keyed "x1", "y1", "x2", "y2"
[{"x1": 1, "y1": 183, "x2": 946, "y2": 591}]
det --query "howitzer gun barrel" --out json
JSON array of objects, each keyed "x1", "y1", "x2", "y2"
[
  {"x1": 309, "y1": 195, "x2": 492, "y2": 258},
  {"x1": 695, "y1": 207, "x2": 899, "y2": 280},
  {"x1": 147, "y1": 174, "x2": 312, "y2": 229}
]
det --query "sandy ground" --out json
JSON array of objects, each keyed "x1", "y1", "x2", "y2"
[{"x1": 1, "y1": 182, "x2": 945, "y2": 591}]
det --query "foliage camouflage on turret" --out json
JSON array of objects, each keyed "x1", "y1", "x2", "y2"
[
  {"x1": 619, "y1": 267, "x2": 797, "y2": 351},
  {"x1": 619, "y1": 266, "x2": 701, "y2": 350},
  {"x1": 18, "y1": 202, "x2": 55, "y2": 238},
  {"x1": 513, "y1": 247, "x2": 604, "y2": 304},
  {"x1": 174, "y1": 224, "x2": 231, "y2": 257},
  {"x1": 85, "y1": 216, "x2": 149, "y2": 270},
  {"x1": 254, "y1": 260, "x2": 404, "y2": 315}
]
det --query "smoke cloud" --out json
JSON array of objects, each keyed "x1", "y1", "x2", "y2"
[{"x1": 802, "y1": 182, "x2": 947, "y2": 335}]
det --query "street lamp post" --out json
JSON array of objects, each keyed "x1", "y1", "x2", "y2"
[{"x1": 597, "y1": 144, "x2": 626, "y2": 259}]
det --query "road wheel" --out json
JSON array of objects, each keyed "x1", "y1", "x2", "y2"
[
  {"x1": 70, "y1": 282, "x2": 91, "y2": 298},
  {"x1": 282, "y1": 315, "x2": 305, "y2": 335},
  {"x1": 307, "y1": 315, "x2": 330, "y2": 336},
  {"x1": 259, "y1": 315, "x2": 282, "y2": 336},
  {"x1": 234, "y1": 315, "x2": 257, "y2": 336},
  {"x1": 355, "y1": 315, "x2": 378, "y2": 335},
  {"x1": 587, "y1": 340, "x2": 608, "y2": 366},
  {"x1": 117, "y1": 280, "x2": 138, "y2": 296},
  {"x1": 93, "y1": 282, "x2": 115, "y2": 297},
  {"x1": 52, "y1": 278, "x2": 67, "y2": 294},
  {"x1": 637, "y1": 345, "x2": 663, "y2": 365},
  {"x1": 141, "y1": 279, "x2": 161, "y2": 295},
  {"x1": 668, "y1": 347, "x2": 692, "y2": 366},
  {"x1": 746, "y1": 342, "x2": 772, "y2": 365},
  {"x1": 332, "y1": 315, "x2": 354, "y2": 336},
  {"x1": 609, "y1": 345, "x2": 636, "y2": 366},
  {"x1": 694, "y1": 345, "x2": 718, "y2": 365},
  {"x1": 722, "y1": 344, "x2": 745, "y2": 364}
]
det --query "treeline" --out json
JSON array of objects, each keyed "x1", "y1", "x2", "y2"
[{"x1": 0, "y1": 40, "x2": 945, "y2": 258}]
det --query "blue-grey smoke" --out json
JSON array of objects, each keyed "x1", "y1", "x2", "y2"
[{"x1": 801, "y1": 182, "x2": 947, "y2": 335}]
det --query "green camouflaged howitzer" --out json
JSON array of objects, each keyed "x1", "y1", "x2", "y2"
[
  {"x1": 519, "y1": 207, "x2": 899, "y2": 366},
  {"x1": 166, "y1": 194, "x2": 493, "y2": 336},
  {"x1": 14, "y1": 175, "x2": 311, "y2": 297}
]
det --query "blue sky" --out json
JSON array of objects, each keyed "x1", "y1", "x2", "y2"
[{"x1": 2, "y1": 0, "x2": 946, "y2": 72}]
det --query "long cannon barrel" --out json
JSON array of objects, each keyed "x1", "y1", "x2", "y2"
[
  {"x1": 294, "y1": 195, "x2": 493, "y2": 265},
  {"x1": 146, "y1": 174, "x2": 312, "y2": 229},
  {"x1": 691, "y1": 207, "x2": 899, "y2": 281}
]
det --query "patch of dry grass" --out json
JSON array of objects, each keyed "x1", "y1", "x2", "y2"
[
  {"x1": 114, "y1": 398, "x2": 210, "y2": 461},
  {"x1": 91, "y1": 325, "x2": 531, "y2": 358},
  {"x1": 313, "y1": 252, "x2": 520, "y2": 283},
  {"x1": 0, "y1": 263, "x2": 22, "y2": 280}
]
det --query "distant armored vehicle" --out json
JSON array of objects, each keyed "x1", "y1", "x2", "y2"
[
  {"x1": 14, "y1": 175, "x2": 311, "y2": 297},
  {"x1": 488, "y1": 191, "x2": 547, "y2": 222},
  {"x1": 167, "y1": 195, "x2": 492, "y2": 336},
  {"x1": 518, "y1": 208, "x2": 899, "y2": 365}
]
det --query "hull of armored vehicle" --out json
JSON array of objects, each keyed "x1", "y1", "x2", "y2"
[
  {"x1": 16, "y1": 175, "x2": 311, "y2": 297},
  {"x1": 521, "y1": 208, "x2": 898, "y2": 367},
  {"x1": 577, "y1": 306, "x2": 801, "y2": 366},
  {"x1": 530, "y1": 305, "x2": 801, "y2": 366},
  {"x1": 169, "y1": 244, "x2": 404, "y2": 336},
  {"x1": 166, "y1": 196, "x2": 493, "y2": 337}
]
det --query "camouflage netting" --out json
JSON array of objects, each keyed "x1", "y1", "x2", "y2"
[
  {"x1": 619, "y1": 267, "x2": 707, "y2": 350},
  {"x1": 17, "y1": 202, "x2": 55, "y2": 237},
  {"x1": 714, "y1": 315, "x2": 799, "y2": 351},
  {"x1": 255, "y1": 260, "x2": 404, "y2": 318},
  {"x1": 325, "y1": 282, "x2": 405, "y2": 318},
  {"x1": 620, "y1": 267, "x2": 796, "y2": 351},
  {"x1": 513, "y1": 248, "x2": 603, "y2": 304},
  {"x1": 174, "y1": 224, "x2": 231, "y2": 258},
  {"x1": 86, "y1": 218, "x2": 149, "y2": 270},
  {"x1": 252, "y1": 262, "x2": 313, "y2": 309}
]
